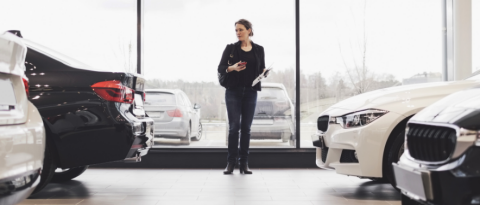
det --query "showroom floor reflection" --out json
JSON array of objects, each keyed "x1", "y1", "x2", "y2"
[{"x1": 20, "y1": 168, "x2": 400, "y2": 205}]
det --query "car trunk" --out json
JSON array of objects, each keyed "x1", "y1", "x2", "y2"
[
  {"x1": 144, "y1": 92, "x2": 178, "y2": 122},
  {"x1": 144, "y1": 105, "x2": 178, "y2": 122},
  {"x1": 0, "y1": 34, "x2": 28, "y2": 125},
  {"x1": 0, "y1": 73, "x2": 28, "y2": 125},
  {"x1": 253, "y1": 100, "x2": 292, "y2": 125}
]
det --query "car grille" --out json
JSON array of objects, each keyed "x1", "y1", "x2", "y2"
[
  {"x1": 407, "y1": 123, "x2": 457, "y2": 162},
  {"x1": 317, "y1": 115, "x2": 329, "y2": 132}
]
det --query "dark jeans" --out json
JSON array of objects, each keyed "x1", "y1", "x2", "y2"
[{"x1": 225, "y1": 86, "x2": 257, "y2": 163}]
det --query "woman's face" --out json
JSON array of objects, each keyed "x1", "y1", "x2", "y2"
[{"x1": 235, "y1": 24, "x2": 251, "y2": 41}]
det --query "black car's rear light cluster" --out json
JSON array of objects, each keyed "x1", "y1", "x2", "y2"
[
  {"x1": 407, "y1": 123, "x2": 457, "y2": 162},
  {"x1": 91, "y1": 80, "x2": 134, "y2": 104},
  {"x1": 317, "y1": 115, "x2": 329, "y2": 132}
]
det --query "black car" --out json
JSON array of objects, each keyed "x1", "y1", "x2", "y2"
[
  {"x1": 15, "y1": 32, "x2": 154, "y2": 193},
  {"x1": 393, "y1": 86, "x2": 480, "y2": 205}
]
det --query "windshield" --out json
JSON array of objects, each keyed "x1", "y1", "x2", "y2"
[
  {"x1": 145, "y1": 92, "x2": 176, "y2": 105},
  {"x1": 258, "y1": 87, "x2": 289, "y2": 101}
]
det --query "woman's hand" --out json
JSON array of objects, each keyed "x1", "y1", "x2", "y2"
[
  {"x1": 227, "y1": 61, "x2": 246, "y2": 72},
  {"x1": 263, "y1": 68, "x2": 271, "y2": 77}
]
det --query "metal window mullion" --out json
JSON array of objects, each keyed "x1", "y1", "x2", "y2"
[
  {"x1": 295, "y1": 0, "x2": 300, "y2": 149},
  {"x1": 137, "y1": 0, "x2": 144, "y2": 75}
]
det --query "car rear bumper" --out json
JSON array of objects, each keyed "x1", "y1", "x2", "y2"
[
  {"x1": 0, "y1": 169, "x2": 41, "y2": 205},
  {"x1": 153, "y1": 118, "x2": 187, "y2": 138},
  {"x1": 0, "y1": 101, "x2": 45, "y2": 180},
  {"x1": 125, "y1": 117, "x2": 154, "y2": 159},
  {"x1": 250, "y1": 122, "x2": 293, "y2": 140}
]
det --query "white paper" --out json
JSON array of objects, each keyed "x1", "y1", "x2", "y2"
[{"x1": 252, "y1": 65, "x2": 274, "y2": 87}]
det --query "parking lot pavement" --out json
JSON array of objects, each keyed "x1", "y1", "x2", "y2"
[{"x1": 153, "y1": 123, "x2": 317, "y2": 148}]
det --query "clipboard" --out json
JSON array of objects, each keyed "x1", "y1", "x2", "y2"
[{"x1": 252, "y1": 63, "x2": 274, "y2": 87}]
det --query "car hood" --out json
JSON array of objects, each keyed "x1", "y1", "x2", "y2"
[
  {"x1": 321, "y1": 80, "x2": 480, "y2": 117},
  {"x1": 410, "y1": 86, "x2": 480, "y2": 130}
]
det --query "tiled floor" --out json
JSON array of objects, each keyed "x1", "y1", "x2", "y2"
[{"x1": 20, "y1": 168, "x2": 401, "y2": 205}]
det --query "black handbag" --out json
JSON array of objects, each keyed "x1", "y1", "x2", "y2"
[{"x1": 218, "y1": 44, "x2": 236, "y2": 87}]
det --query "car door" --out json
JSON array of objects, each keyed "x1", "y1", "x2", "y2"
[{"x1": 181, "y1": 92, "x2": 198, "y2": 135}]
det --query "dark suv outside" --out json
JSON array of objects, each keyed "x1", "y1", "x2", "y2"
[{"x1": 393, "y1": 86, "x2": 480, "y2": 205}]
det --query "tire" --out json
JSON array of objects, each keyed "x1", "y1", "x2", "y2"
[
  {"x1": 282, "y1": 133, "x2": 289, "y2": 143},
  {"x1": 192, "y1": 122, "x2": 202, "y2": 141},
  {"x1": 368, "y1": 177, "x2": 388, "y2": 183},
  {"x1": 289, "y1": 137, "x2": 296, "y2": 146},
  {"x1": 31, "y1": 139, "x2": 56, "y2": 195},
  {"x1": 384, "y1": 129, "x2": 405, "y2": 188},
  {"x1": 401, "y1": 194, "x2": 423, "y2": 205},
  {"x1": 181, "y1": 125, "x2": 191, "y2": 145},
  {"x1": 51, "y1": 166, "x2": 89, "y2": 182}
]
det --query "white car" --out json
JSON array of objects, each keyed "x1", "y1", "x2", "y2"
[
  {"x1": 0, "y1": 31, "x2": 45, "y2": 204},
  {"x1": 312, "y1": 74, "x2": 480, "y2": 185}
]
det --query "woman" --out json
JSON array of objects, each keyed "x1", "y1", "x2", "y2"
[{"x1": 217, "y1": 19, "x2": 266, "y2": 175}]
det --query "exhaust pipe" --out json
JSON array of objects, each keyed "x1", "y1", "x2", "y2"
[{"x1": 124, "y1": 152, "x2": 141, "y2": 163}]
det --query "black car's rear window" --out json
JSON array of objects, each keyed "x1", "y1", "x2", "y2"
[
  {"x1": 258, "y1": 88, "x2": 288, "y2": 100},
  {"x1": 145, "y1": 92, "x2": 176, "y2": 105}
]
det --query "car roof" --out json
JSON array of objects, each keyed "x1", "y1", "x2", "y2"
[{"x1": 262, "y1": 83, "x2": 286, "y2": 89}]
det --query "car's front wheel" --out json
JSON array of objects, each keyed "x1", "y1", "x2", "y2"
[
  {"x1": 51, "y1": 166, "x2": 89, "y2": 182},
  {"x1": 192, "y1": 122, "x2": 202, "y2": 141},
  {"x1": 384, "y1": 129, "x2": 405, "y2": 188}
]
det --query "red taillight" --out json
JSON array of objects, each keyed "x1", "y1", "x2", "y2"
[
  {"x1": 167, "y1": 108, "x2": 183, "y2": 117},
  {"x1": 22, "y1": 77, "x2": 29, "y2": 97},
  {"x1": 143, "y1": 92, "x2": 146, "y2": 102},
  {"x1": 91, "y1": 80, "x2": 134, "y2": 104}
]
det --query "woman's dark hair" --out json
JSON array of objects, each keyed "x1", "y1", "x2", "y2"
[{"x1": 235, "y1": 19, "x2": 254, "y2": 36}]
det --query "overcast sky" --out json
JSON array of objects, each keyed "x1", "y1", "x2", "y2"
[{"x1": 1, "y1": 0, "x2": 478, "y2": 83}]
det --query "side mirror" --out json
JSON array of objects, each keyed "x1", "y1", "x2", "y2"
[{"x1": 194, "y1": 103, "x2": 201, "y2": 109}]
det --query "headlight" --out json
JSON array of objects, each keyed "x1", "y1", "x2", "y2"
[{"x1": 332, "y1": 109, "x2": 388, "y2": 129}]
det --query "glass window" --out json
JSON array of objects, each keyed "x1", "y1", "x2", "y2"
[
  {"x1": 145, "y1": 0, "x2": 296, "y2": 148},
  {"x1": 259, "y1": 87, "x2": 290, "y2": 101},
  {"x1": 473, "y1": 0, "x2": 480, "y2": 73},
  {"x1": 176, "y1": 92, "x2": 185, "y2": 106},
  {"x1": 300, "y1": 0, "x2": 444, "y2": 147},
  {"x1": 181, "y1": 92, "x2": 192, "y2": 108},
  {"x1": 145, "y1": 92, "x2": 176, "y2": 105},
  {"x1": 0, "y1": 0, "x2": 137, "y2": 73}
]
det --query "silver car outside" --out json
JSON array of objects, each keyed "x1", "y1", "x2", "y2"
[
  {"x1": 226, "y1": 83, "x2": 295, "y2": 146},
  {"x1": 144, "y1": 89, "x2": 201, "y2": 145}
]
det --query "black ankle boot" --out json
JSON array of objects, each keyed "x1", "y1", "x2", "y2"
[
  {"x1": 239, "y1": 162, "x2": 252, "y2": 174},
  {"x1": 223, "y1": 162, "x2": 235, "y2": 174}
]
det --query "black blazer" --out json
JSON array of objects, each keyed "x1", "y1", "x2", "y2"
[{"x1": 218, "y1": 41, "x2": 266, "y2": 91}]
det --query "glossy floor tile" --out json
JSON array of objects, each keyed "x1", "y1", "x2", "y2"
[{"x1": 19, "y1": 168, "x2": 401, "y2": 205}]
